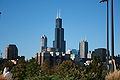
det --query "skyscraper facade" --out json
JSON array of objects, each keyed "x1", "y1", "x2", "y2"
[
  {"x1": 53, "y1": 12, "x2": 66, "y2": 53},
  {"x1": 5, "y1": 44, "x2": 18, "y2": 60},
  {"x1": 92, "y1": 48, "x2": 107, "y2": 62},
  {"x1": 40, "y1": 35, "x2": 47, "y2": 52},
  {"x1": 79, "y1": 40, "x2": 88, "y2": 58}
]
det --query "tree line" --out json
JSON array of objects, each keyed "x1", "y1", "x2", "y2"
[{"x1": 0, "y1": 56, "x2": 108, "y2": 80}]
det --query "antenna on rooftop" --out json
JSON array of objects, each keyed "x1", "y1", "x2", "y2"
[{"x1": 56, "y1": 9, "x2": 61, "y2": 19}]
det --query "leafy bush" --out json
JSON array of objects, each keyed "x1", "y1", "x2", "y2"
[{"x1": 25, "y1": 75, "x2": 74, "y2": 80}]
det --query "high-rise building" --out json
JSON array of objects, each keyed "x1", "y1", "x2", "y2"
[
  {"x1": 5, "y1": 44, "x2": 18, "y2": 60},
  {"x1": 40, "y1": 35, "x2": 47, "y2": 52},
  {"x1": 79, "y1": 40, "x2": 88, "y2": 58},
  {"x1": 53, "y1": 11, "x2": 66, "y2": 53},
  {"x1": 92, "y1": 48, "x2": 107, "y2": 62}
]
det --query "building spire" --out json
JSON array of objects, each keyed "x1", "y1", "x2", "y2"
[{"x1": 56, "y1": 9, "x2": 61, "y2": 19}]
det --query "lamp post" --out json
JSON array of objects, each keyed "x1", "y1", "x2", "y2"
[
  {"x1": 100, "y1": 0, "x2": 109, "y2": 64},
  {"x1": 100, "y1": 0, "x2": 115, "y2": 71},
  {"x1": 106, "y1": 0, "x2": 109, "y2": 64},
  {"x1": 111, "y1": 0, "x2": 114, "y2": 59}
]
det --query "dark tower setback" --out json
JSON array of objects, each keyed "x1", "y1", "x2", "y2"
[{"x1": 53, "y1": 11, "x2": 66, "y2": 53}]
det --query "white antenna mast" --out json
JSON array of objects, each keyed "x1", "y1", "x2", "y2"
[{"x1": 56, "y1": 9, "x2": 61, "y2": 19}]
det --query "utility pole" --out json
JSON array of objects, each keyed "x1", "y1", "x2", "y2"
[
  {"x1": 111, "y1": 0, "x2": 114, "y2": 59},
  {"x1": 100, "y1": 0, "x2": 109, "y2": 65}
]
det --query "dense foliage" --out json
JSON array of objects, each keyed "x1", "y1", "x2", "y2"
[
  {"x1": 81, "y1": 56, "x2": 107, "y2": 80},
  {"x1": 10, "y1": 58, "x2": 40, "y2": 80},
  {"x1": 0, "y1": 60, "x2": 14, "y2": 72},
  {"x1": 55, "y1": 60, "x2": 81, "y2": 79},
  {"x1": 0, "y1": 57, "x2": 108, "y2": 80},
  {"x1": 11, "y1": 60, "x2": 26, "y2": 80}
]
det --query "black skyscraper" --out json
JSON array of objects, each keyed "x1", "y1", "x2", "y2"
[{"x1": 53, "y1": 12, "x2": 66, "y2": 53}]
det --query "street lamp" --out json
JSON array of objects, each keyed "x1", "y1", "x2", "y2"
[
  {"x1": 100, "y1": 0, "x2": 109, "y2": 64},
  {"x1": 100, "y1": 0, "x2": 115, "y2": 71},
  {"x1": 111, "y1": 0, "x2": 114, "y2": 59}
]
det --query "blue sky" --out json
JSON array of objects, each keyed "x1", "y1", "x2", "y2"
[{"x1": 0, "y1": 0, "x2": 120, "y2": 59}]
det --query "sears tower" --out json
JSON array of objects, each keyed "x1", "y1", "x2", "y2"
[{"x1": 53, "y1": 11, "x2": 66, "y2": 53}]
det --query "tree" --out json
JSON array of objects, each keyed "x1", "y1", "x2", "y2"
[
  {"x1": 83, "y1": 56, "x2": 107, "y2": 80},
  {"x1": 11, "y1": 60, "x2": 26, "y2": 80},
  {"x1": 55, "y1": 60, "x2": 81, "y2": 79},
  {"x1": 40, "y1": 59, "x2": 52, "y2": 76},
  {"x1": 25, "y1": 58, "x2": 40, "y2": 79},
  {"x1": 0, "y1": 60, "x2": 14, "y2": 72}
]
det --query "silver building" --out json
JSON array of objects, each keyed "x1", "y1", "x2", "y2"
[
  {"x1": 79, "y1": 40, "x2": 88, "y2": 58},
  {"x1": 40, "y1": 35, "x2": 47, "y2": 52}
]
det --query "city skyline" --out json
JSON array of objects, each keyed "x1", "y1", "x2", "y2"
[{"x1": 0, "y1": 0, "x2": 120, "y2": 59}]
